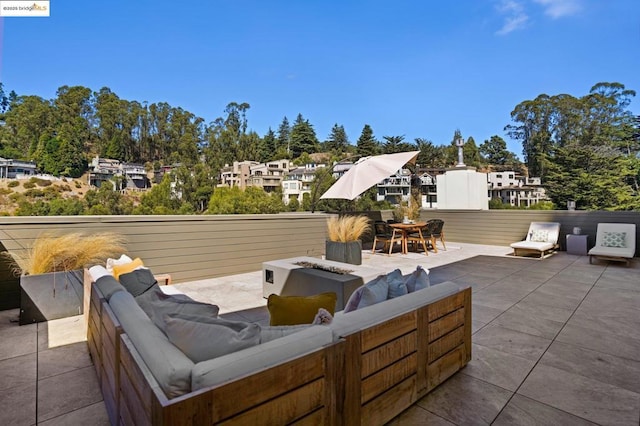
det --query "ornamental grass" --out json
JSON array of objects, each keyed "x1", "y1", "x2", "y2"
[
  {"x1": 327, "y1": 215, "x2": 370, "y2": 242},
  {"x1": 4, "y1": 231, "x2": 128, "y2": 275}
]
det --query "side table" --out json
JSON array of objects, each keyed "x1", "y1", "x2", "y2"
[{"x1": 566, "y1": 234, "x2": 588, "y2": 255}]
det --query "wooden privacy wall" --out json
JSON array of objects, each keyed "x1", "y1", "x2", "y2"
[
  {"x1": 0, "y1": 213, "x2": 331, "y2": 286},
  {"x1": 418, "y1": 210, "x2": 640, "y2": 255}
]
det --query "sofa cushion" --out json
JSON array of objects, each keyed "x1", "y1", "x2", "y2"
[
  {"x1": 163, "y1": 314, "x2": 261, "y2": 363},
  {"x1": 259, "y1": 324, "x2": 314, "y2": 343},
  {"x1": 602, "y1": 231, "x2": 626, "y2": 248},
  {"x1": 404, "y1": 265, "x2": 430, "y2": 292},
  {"x1": 119, "y1": 268, "x2": 158, "y2": 297},
  {"x1": 387, "y1": 269, "x2": 408, "y2": 299},
  {"x1": 192, "y1": 326, "x2": 333, "y2": 391},
  {"x1": 94, "y1": 275, "x2": 126, "y2": 301},
  {"x1": 136, "y1": 286, "x2": 220, "y2": 331},
  {"x1": 108, "y1": 290, "x2": 194, "y2": 398},
  {"x1": 268, "y1": 292, "x2": 337, "y2": 326}
]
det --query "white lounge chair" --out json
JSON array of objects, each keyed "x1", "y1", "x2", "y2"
[
  {"x1": 588, "y1": 223, "x2": 636, "y2": 265},
  {"x1": 510, "y1": 222, "x2": 561, "y2": 258}
]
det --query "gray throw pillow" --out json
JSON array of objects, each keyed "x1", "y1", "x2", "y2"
[
  {"x1": 356, "y1": 274, "x2": 389, "y2": 309},
  {"x1": 163, "y1": 314, "x2": 261, "y2": 363},
  {"x1": 387, "y1": 269, "x2": 408, "y2": 299},
  {"x1": 343, "y1": 286, "x2": 365, "y2": 313},
  {"x1": 118, "y1": 268, "x2": 158, "y2": 297},
  {"x1": 404, "y1": 265, "x2": 430, "y2": 292},
  {"x1": 136, "y1": 286, "x2": 220, "y2": 331}
]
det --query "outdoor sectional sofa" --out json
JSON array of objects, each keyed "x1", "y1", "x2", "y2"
[{"x1": 85, "y1": 271, "x2": 471, "y2": 425}]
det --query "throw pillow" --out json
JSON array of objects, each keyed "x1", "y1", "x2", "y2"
[
  {"x1": 112, "y1": 257, "x2": 145, "y2": 280},
  {"x1": 530, "y1": 229, "x2": 549, "y2": 242},
  {"x1": 602, "y1": 231, "x2": 626, "y2": 248},
  {"x1": 356, "y1": 274, "x2": 389, "y2": 310},
  {"x1": 343, "y1": 286, "x2": 365, "y2": 313},
  {"x1": 118, "y1": 268, "x2": 158, "y2": 297},
  {"x1": 267, "y1": 292, "x2": 337, "y2": 326},
  {"x1": 163, "y1": 313, "x2": 261, "y2": 363},
  {"x1": 386, "y1": 269, "x2": 408, "y2": 299},
  {"x1": 136, "y1": 286, "x2": 220, "y2": 330},
  {"x1": 105, "y1": 254, "x2": 133, "y2": 273},
  {"x1": 404, "y1": 265, "x2": 430, "y2": 293}
]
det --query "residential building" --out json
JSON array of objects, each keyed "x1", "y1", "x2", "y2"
[
  {"x1": 248, "y1": 160, "x2": 291, "y2": 193},
  {"x1": 282, "y1": 163, "x2": 320, "y2": 204},
  {"x1": 0, "y1": 157, "x2": 37, "y2": 178},
  {"x1": 88, "y1": 156, "x2": 150, "y2": 191},
  {"x1": 376, "y1": 169, "x2": 412, "y2": 204},
  {"x1": 488, "y1": 171, "x2": 548, "y2": 207},
  {"x1": 219, "y1": 161, "x2": 259, "y2": 189}
]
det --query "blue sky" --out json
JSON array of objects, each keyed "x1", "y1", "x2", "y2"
[{"x1": 1, "y1": 0, "x2": 639, "y2": 158}]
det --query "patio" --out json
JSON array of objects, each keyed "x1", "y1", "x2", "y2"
[{"x1": 0, "y1": 242, "x2": 638, "y2": 425}]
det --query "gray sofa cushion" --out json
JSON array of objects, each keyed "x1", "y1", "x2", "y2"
[
  {"x1": 108, "y1": 290, "x2": 194, "y2": 398},
  {"x1": 94, "y1": 275, "x2": 125, "y2": 301},
  {"x1": 191, "y1": 326, "x2": 333, "y2": 391}
]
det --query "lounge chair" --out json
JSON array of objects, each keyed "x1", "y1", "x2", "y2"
[
  {"x1": 510, "y1": 222, "x2": 560, "y2": 258},
  {"x1": 588, "y1": 223, "x2": 636, "y2": 265}
]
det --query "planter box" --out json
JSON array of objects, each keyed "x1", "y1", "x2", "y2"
[
  {"x1": 20, "y1": 270, "x2": 84, "y2": 325},
  {"x1": 325, "y1": 240, "x2": 362, "y2": 265}
]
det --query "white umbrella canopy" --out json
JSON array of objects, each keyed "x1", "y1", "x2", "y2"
[{"x1": 320, "y1": 151, "x2": 420, "y2": 200}]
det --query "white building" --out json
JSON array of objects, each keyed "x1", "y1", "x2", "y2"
[
  {"x1": 282, "y1": 164, "x2": 321, "y2": 204},
  {"x1": 0, "y1": 158, "x2": 37, "y2": 178},
  {"x1": 376, "y1": 169, "x2": 412, "y2": 204},
  {"x1": 488, "y1": 171, "x2": 548, "y2": 207}
]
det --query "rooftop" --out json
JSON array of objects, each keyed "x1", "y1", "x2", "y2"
[{"x1": 1, "y1": 243, "x2": 639, "y2": 425}]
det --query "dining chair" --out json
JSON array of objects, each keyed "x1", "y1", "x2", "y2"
[
  {"x1": 427, "y1": 219, "x2": 446, "y2": 252},
  {"x1": 371, "y1": 221, "x2": 403, "y2": 255},
  {"x1": 406, "y1": 224, "x2": 429, "y2": 255}
]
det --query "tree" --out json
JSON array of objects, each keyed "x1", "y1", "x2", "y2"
[
  {"x1": 356, "y1": 124, "x2": 380, "y2": 157},
  {"x1": 289, "y1": 113, "x2": 319, "y2": 158},
  {"x1": 325, "y1": 123, "x2": 349, "y2": 152},
  {"x1": 480, "y1": 135, "x2": 511, "y2": 165},
  {"x1": 415, "y1": 138, "x2": 448, "y2": 168},
  {"x1": 258, "y1": 128, "x2": 277, "y2": 162},
  {"x1": 382, "y1": 135, "x2": 404, "y2": 154},
  {"x1": 276, "y1": 116, "x2": 291, "y2": 154}
]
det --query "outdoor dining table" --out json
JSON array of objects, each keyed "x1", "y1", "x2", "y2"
[{"x1": 389, "y1": 221, "x2": 427, "y2": 254}]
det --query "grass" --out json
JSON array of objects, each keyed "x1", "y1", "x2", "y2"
[
  {"x1": 4, "y1": 231, "x2": 128, "y2": 275},
  {"x1": 327, "y1": 215, "x2": 371, "y2": 242}
]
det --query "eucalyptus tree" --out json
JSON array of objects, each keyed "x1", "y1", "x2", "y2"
[{"x1": 1, "y1": 94, "x2": 53, "y2": 158}]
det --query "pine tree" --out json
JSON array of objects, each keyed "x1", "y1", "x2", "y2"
[
  {"x1": 325, "y1": 123, "x2": 349, "y2": 152},
  {"x1": 276, "y1": 116, "x2": 291, "y2": 153},
  {"x1": 289, "y1": 113, "x2": 319, "y2": 158},
  {"x1": 356, "y1": 124, "x2": 379, "y2": 157}
]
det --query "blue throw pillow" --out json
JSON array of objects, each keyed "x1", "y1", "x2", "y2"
[
  {"x1": 387, "y1": 269, "x2": 408, "y2": 299},
  {"x1": 404, "y1": 265, "x2": 430, "y2": 292},
  {"x1": 343, "y1": 286, "x2": 365, "y2": 313},
  {"x1": 356, "y1": 274, "x2": 389, "y2": 309}
]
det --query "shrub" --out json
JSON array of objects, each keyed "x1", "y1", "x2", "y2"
[
  {"x1": 327, "y1": 215, "x2": 370, "y2": 242},
  {"x1": 7, "y1": 180, "x2": 19, "y2": 188},
  {"x1": 23, "y1": 181, "x2": 36, "y2": 189},
  {"x1": 3, "y1": 232, "x2": 128, "y2": 275}
]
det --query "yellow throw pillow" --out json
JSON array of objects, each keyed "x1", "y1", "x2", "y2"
[
  {"x1": 112, "y1": 257, "x2": 144, "y2": 280},
  {"x1": 267, "y1": 292, "x2": 337, "y2": 326}
]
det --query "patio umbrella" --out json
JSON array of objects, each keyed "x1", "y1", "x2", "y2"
[{"x1": 320, "y1": 150, "x2": 420, "y2": 200}]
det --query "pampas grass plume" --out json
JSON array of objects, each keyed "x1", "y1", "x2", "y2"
[{"x1": 327, "y1": 215, "x2": 370, "y2": 242}]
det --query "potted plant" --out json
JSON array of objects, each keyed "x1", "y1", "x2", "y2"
[
  {"x1": 3, "y1": 231, "x2": 127, "y2": 324},
  {"x1": 325, "y1": 215, "x2": 370, "y2": 265}
]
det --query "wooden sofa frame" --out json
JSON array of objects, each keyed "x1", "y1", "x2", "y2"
[{"x1": 87, "y1": 281, "x2": 471, "y2": 425}]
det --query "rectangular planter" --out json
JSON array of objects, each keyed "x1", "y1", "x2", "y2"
[
  {"x1": 325, "y1": 240, "x2": 362, "y2": 265},
  {"x1": 19, "y1": 269, "x2": 84, "y2": 325}
]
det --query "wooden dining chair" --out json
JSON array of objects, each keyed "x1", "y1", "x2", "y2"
[
  {"x1": 371, "y1": 221, "x2": 403, "y2": 255},
  {"x1": 406, "y1": 224, "x2": 429, "y2": 255}
]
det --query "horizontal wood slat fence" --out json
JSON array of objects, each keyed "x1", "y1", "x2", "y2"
[{"x1": 1, "y1": 210, "x2": 638, "y2": 310}]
